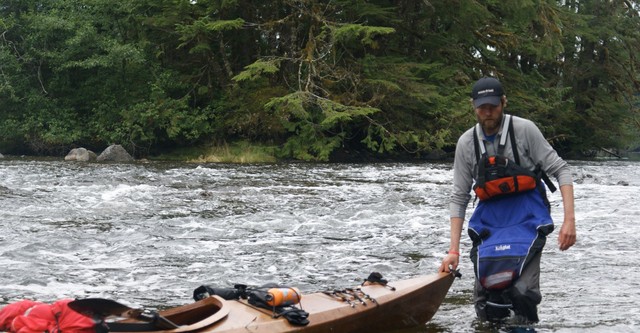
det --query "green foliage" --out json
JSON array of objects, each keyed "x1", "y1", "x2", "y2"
[
  {"x1": 334, "y1": 24, "x2": 395, "y2": 48},
  {"x1": 1, "y1": 0, "x2": 639, "y2": 159},
  {"x1": 98, "y1": 84, "x2": 214, "y2": 155},
  {"x1": 176, "y1": 18, "x2": 245, "y2": 52},
  {"x1": 266, "y1": 92, "x2": 379, "y2": 161},
  {"x1": 215, "y1": 82, "x2": 288, "y2": 142},
  {"x1": 232, "y1": 59, "x2": 281, "y2": 82}
]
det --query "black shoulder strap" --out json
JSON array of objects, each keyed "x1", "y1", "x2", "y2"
[
  {"x1": 473, "y1": 126, "x2": 487, "y2": 188},
  {"x1": 508, "y1": 115, "x2": 521, "y2": 165},
  {"x1": 507, "y1": 116, "x2": 557, "y2": 193},
  {"x1": 473, "y1": 126, "x2": 481, "y2": 163}
]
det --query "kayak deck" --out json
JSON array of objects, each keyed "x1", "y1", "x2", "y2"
[
  {"x1": 107, "y1": 296, "x2": 229, "y2": 333},
  {"x1": 105, "y1": 272, "x2": 455, "y2": 333}
]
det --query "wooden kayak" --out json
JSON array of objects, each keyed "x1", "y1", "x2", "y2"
[{"x1": 82, "y1": 272, "x2": 456, "y2": 333}]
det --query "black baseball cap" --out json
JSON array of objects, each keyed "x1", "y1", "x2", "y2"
[{"x1": 471, "y1": 77, "x2": 504, "y2": 108}]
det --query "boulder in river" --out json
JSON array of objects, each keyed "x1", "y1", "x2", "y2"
[
  {"x1": 64, "y1": 148, "x2": 97, "y2": 162},
  {"x1": 97, "y1": 145, "x2": 134, "y2": 162}
]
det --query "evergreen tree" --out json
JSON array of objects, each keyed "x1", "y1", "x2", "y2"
[{"x1": 1, "y1": 0, "x2": 639, "y2": 159}]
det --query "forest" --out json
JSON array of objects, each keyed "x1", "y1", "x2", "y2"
[{"x1": 1, "y1": 0, "x2": 639, "y2": 161}]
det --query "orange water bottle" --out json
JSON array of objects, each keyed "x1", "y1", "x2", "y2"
[{"x1": 265, "y1": 287, "x2": 302, "y2": 306}]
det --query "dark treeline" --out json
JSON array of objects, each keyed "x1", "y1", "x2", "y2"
[{"x1": 1, "y1": 0, "x2": 639, "y2": 161}]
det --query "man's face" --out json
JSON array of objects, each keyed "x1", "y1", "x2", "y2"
[{"x1": 474, "y1": 98, "x2": 504, "y2": 135}]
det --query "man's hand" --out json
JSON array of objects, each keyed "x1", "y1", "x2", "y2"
[
  {"x1": 558, "y1": 184, "x2": 576, "y2": 251},
  {"x1": 558, "y1": 217, "x2": 576, "y2": 251},
  {"x1": 439, "y1": 254, "x2": 459, "y2": 273}
]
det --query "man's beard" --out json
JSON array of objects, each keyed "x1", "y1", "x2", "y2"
[{"x1": 478, "y1": 113, "x2": 503, "y2": 134}]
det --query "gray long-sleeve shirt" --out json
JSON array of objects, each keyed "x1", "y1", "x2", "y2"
[{"x1": 450, "y1": 115, "x2": 573, "y2": 219}]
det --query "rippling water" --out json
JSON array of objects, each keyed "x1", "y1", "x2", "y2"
[{"x1": 0, "y1": 158, "x2": 638, "y2": 333}]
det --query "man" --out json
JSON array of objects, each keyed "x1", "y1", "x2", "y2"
[{"x1": 439, "y1": 77, "x2": 576, "y2": 323}]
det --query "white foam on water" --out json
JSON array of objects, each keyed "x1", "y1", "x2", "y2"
[{"x1": 0, "y1": 159, "x2": 638, "y2": 331}]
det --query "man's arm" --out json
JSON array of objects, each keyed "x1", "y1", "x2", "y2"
[
  {"x1": 521, "y1": 118, "x2": 576, "y2": 250},
  {"x1": 558, "y1": 184, "x2": 576, "y2": 250},
  {"x1": 439, "y1": 217, "x2": 464, "y2": 273},
  {"x1": 440, "y1": 131, "x2": 474, "y2": 273}
]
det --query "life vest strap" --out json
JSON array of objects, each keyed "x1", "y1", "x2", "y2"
[{"x1": 473, "y1": 114, "x2": 557, "y2": 202}]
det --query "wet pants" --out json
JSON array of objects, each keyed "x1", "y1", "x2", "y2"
[{"x1": 473, "y1": 252, "x2": 542, "y2": 322}]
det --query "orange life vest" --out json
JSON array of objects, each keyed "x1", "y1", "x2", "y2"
[{"x1": 472, "y1": 115, "x2": 556, "y2": 202}]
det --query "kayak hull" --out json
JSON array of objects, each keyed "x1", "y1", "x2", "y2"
[{"x1": 112, "y1": 272, "x2": 455, "y2": 333}]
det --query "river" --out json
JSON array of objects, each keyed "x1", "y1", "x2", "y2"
[{"x1": 0, "y1": 158, "x2": 638, "y2": 333}]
